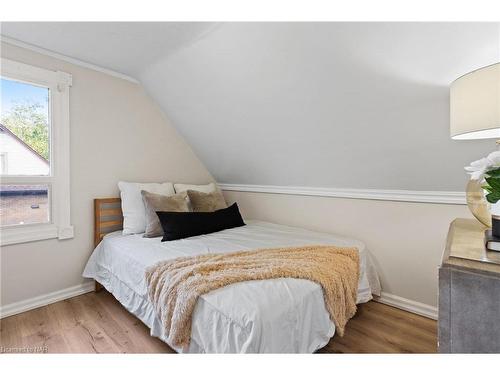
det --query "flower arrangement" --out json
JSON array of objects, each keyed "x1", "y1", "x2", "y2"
[{"x1": 466, "y1": 151, "x2": 500, "y2": 204}]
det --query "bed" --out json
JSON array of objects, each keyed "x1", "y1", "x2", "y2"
[{"x1": 83, "y1": 198, "x2": 381, "y2": 353}]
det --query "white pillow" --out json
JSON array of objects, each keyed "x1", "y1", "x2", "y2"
[
  {"x1": 118, "y1": 181, "x2": 175, "y2": 234},
  {"x1": 174, "y1": 182, "x2": 217, "y2": 194}
]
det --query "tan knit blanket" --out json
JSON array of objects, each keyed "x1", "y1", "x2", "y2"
[{"x1": 145, "y1": 245, "x2": 360, "y2": 348}]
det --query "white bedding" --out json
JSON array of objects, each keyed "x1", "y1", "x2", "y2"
[{"x1": 82, "y1": 220, "x2": 380, "y2": 353}]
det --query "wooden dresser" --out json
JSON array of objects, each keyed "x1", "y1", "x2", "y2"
[{"x1": 439, "y1": 218, "x2": 500, "y2": 353}]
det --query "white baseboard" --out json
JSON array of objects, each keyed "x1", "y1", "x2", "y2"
[
  {"x1": 375, "y1": 292, "x2": 438, "y2": 320},
  {"x1": 0, "y1": 281, "x2": 94, "y2": 319}
]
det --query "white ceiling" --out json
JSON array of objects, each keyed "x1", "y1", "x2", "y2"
[
  {"x1": 1, "y1": 22, "x2": 218, "y2": 78},
  {"x1": 2, "y1": 22, "x2": 499, "y2": 190}
]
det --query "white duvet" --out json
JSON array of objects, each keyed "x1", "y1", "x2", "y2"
[{"x1": 83, "y1": 220, "x2": 380, "y2": 353}]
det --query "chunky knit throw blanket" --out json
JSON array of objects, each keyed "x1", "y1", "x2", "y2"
[{"x1": 145, "y1": 245, "x2": 360, "y2": 348}]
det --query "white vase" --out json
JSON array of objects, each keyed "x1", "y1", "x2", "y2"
[{"x1": 466, "y1": 180, "x2": 491, "y2": 226}]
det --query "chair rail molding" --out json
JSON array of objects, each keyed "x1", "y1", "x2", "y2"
[{"x1": 218, "y1": 183, "x2": 466, "y2": 205}]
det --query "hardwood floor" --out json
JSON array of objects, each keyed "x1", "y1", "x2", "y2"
[
  {"x1": 320, "y1": 301, "x2": 437, "y2": 353},
  {"x1": 0, "y1": 291, "x2": 437, "y2": 353}
]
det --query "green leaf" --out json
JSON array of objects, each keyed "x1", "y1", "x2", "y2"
[
  {"x1": 483, "y1": 185, "x2": 494, "y2": 193},
  {"x1": 486, "y1": 192, "x2": 500, "y2": 204},
  {"x1": 487, "y1": 168, "x2": 500, "y2": 177},
  {"x1": 485, "y1": 176, "x2": 500, "y2": 191}
]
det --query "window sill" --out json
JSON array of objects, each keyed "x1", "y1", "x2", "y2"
[{"x1": 0, "y1": 224, "x2": 74, "y2": 246}]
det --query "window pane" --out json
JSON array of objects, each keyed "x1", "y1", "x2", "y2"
[
  {"x1": 0, "y1": 78, "x2": 50, "y2": 176},
  {"x1": 0, "y1": 185, "x2": 50, "y2": 227}
]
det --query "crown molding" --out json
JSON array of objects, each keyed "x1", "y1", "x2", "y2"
[
  {"x1": 1, "y1": 35, "x2": 139, "y2": 84},
  {"x1": 218, "y1": 183, "x2": 466, "y2": 205}
]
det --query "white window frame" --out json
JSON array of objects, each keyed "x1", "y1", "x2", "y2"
[{"x1": 0, "y1": 58, "x2": 73, "y2": 246}]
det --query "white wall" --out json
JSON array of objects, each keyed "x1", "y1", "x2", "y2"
[
  {"x1": 223, "y1": 190, "x2": 472, "y2": 309},
  {"x1": 141, "y1": 22, "x2": 499, "y2": 191},
  {"x1": 0, "y1": 42, "x2": 213, "y2": 308}
]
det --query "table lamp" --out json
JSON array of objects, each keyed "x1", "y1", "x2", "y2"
[{"x1": 450, "y1": 62, "x2": 500, "y2": 227}]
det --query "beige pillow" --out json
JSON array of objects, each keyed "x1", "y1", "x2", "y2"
[
  {"x1": 141, "y1": 190, "x2": 190, "y2": 238},
  {"x1": 186, "y1": 189, "x2": 227, "y2": 212}
]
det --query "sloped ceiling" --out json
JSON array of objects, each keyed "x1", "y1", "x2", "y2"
[
  {"x1": 1, "y1": 22, "x2": 218, "y2": 77},
  {"x1": 2, "y1": 22, "x2": 499, "y2": 190}
]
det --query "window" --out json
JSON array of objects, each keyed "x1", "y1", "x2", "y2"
[{"x1": 0, "y1": 59, "x2": 73, "y2": 245}]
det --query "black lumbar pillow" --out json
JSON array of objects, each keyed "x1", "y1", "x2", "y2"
[{"x1": 156, "y1": 202, "x2": 246, "y2": 241}]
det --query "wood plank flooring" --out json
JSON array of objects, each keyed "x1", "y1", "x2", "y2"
[{"x1": 0, "y1": 291, "x2": 436, "y2": 353}]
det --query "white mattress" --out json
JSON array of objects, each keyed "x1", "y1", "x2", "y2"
[{"x1": 83, "y1": 220, "x2": 381, "y2": 353}]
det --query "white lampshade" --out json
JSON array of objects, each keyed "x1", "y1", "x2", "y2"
[{"x1": 450, "y1": 62, "x2": 500, "y2": 140}]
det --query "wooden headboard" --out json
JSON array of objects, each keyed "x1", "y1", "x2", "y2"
[{"x1": 94, "y1": 198, "x2": 123, "y2": 247}]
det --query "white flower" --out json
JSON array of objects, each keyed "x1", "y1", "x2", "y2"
[
  {"x1": 487, "y1": 151, "x2": 500, "y2": 167},
  {"x1": 466, "y1": 151, "x2": 500, "y2": 181},
  {"x1": 465, "y1": 157, "x2": 490, "y2": 180}
]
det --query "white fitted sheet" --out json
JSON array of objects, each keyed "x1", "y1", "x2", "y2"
[{"x1": 83, "y1": 220, "x2": 380, "y2": 353}]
